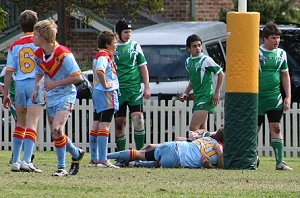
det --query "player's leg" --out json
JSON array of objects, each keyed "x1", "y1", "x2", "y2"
[
  {"x1": 11, "y1": 81, "x2": 27, "y2": 171},
  {"x1": 267, "y1": 110, "x2": 292, "y2": 170},
  {"x1": 21, "y1": 105, "x2": 43, "y2": 172},
  {"x1": 96, "y1": 109, "x2": 117, "y2": 167},
  {"x1": 128, "y1": 87, "x2": 145, "y2": 150},
  {"x1": 10, "y1": 105, "x2": 26, "y2": 171},
  {"x1": 114, "y1": 103, "x2": 127, "y2": 151},
  {"x1": 50, "y1": 109, "x2": 68, "y2": 176},
  {"x1": 189, "y1": 110, "x2": 208, "y2": 131},
  {"x1": 107, "y1": 149, "x2": 147, "y2": 161},
  {"x1": 130, "y1": 110, "x2": 145, "y2": 150},
  {"x1": 88, "y1": 119, "x2": 99, "y2": 166}
]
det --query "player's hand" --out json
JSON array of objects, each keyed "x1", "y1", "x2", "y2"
[
  {"x1": 214, "y1": 143, "x2": 223, "y2": 155},
  {"x1": 3, "y1": 96, "x2": 11, "y2": 109},
  {"x1": 179, "y1": 93, "x2": 187, "y2": 102},
  {"x1": 283, "y1": 97, "x2": 291, "y2": 111},
  {"x1": 212, "y1": 91, "x2": 220, "y2": 105},
  {"x1": 31, "y1": 89, "x2": 38, "y2": 104},
  {"x1": 44, "y1": 80, "x2": 57, "y2": 91},
  {"x1": 144, "y1": 88, "x2": 151, "y2": 99}
]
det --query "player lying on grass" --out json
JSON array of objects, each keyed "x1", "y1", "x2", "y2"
[{"x1": 107, "y1": 131, "x2": 223, "y2": 169}]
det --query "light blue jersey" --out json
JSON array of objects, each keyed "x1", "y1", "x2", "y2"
[
  {"x1": 34, "y1": 43, "x2": 81, "y2": 108},
  {"x1": 178, "y1": 137, "x2": 219, "y2": 168},
  {"x1": 6, "y1": 33, "x2": 38, "y2": 80},
  {"x1": 93, "y1": 50, "x2": 119, "y2": 91}
]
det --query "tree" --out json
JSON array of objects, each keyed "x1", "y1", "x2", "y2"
[
  {"x1": 0, "y1": 6, "x2": 7, "y2": 33},
  {"x1": 219, "y1": 0, "x2": 300, "y2": 23},
  {"x1": 4, "y1": 0, "x2": 164, "y2": 44}
]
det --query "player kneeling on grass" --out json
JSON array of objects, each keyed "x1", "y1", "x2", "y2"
[
  {"x1": 107, "y1": 134, "x2": 223, "y2": 169},
  {"x1": 32, "y1": 19, "x2": 84, "y2": 177}
]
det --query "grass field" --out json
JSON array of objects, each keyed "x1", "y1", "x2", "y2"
[{"x1": 0, "y1": 150, "x2": 299, "y2": 198}]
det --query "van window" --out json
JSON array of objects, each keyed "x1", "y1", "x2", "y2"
[
  {"x1": 205, "y1": 42, "x2": 226, "y2": 71},
  {"x1": 142, "y1": 46, "x2": 189, "y2": 82}
]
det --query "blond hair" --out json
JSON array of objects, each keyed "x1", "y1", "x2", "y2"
[{"x1": 33, "y1": 19, "x2": 57, "y2": 43}]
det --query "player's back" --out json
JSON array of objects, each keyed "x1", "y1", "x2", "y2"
[{"x1": 6, "y1": 33, "x2": 38, "y2": 81}]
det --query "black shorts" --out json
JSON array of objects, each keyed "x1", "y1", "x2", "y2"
[
  {"x1": 94, "y1": 109, "x2": 115, "y2": 122},
  {"x1": 258, "y1": 109, "x2": 283, "y2": 126},
  {"x1": 114, "y1": 103, "x2": 143, "y2": 117}
]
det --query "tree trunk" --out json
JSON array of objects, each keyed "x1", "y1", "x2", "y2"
[{"x1": 57, "y1": 0, "x2": 66, "y2": 45}]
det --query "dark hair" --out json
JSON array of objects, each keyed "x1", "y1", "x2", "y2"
[
  {"x1": 115, "y1": 19, "x2": 132, "y2": 42},
  {"x1": 186, "y1": 34, "x2": 202, "y2": 48},
  {"x1": 19, "y1": 10, "x2": 38, "y2": 33},
  {"x1": 262, "y1": 21, "x2": 281, "y2": 39},
  {"x1": 97, "y1": 31, "x2": 117, "y2": 49},
  {"x1": 212, "y1": 127, "x2": 224, "y2": 143}
]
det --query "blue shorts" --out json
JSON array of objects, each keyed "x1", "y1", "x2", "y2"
[
  {"x1": 46, "y1": 93, "x2": 76, "y2": 118},
  {"x1": 92, "y1": 89, "x2": 119, "y2": 113},
  {"x1": 15, "y1": 78, "x2": 42, "y2": 107},
  {"x1": 47, "y1": 102, "x2": 74, "y2": 118},
  {"x1": 154, "y1": 142, "x2": 180, "y2": 168}
]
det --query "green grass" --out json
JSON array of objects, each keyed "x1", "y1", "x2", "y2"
[{"x1": 0, "y1": 151, "x2": 299, "y2": 198}]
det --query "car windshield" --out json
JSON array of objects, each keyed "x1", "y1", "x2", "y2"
[
  {"x1": 280, "y1": 29, "x2": 300, "y2": 87},
  {"x1": 142, "y1": 46, "x2": 189, "y2": 82}
]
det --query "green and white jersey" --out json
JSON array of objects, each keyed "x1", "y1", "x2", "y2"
[
  {"x1": 185, "y1": 53, "x2": 222, "y2": 103},
  {"x1": 114, "y1": 39, "x2": 147, "y2": 88},
  {"x1": 259, "y1": 45, "x2": 288, "y2": 97},
  {"x1": 0, "y1": 67, "x2": 15, "y2": 101}
]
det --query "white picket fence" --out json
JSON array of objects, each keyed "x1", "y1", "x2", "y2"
[{"x1": 1, "y1": 98, "x2": 300, "y2": 157}]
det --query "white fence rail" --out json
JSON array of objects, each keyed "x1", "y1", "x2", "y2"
[{"x1": 1, "y1": 99, "x2": 300, "y2": 157}]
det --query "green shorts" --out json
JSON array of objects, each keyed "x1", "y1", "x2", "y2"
[
  {"x1": 192, "y1": 100, "x2": 214, "y2": 113},
  {"x1": 118, "y1": 85, "x2": 143, "y2": 107},
  {"x1": 258, "y1": 93, "x2": 283, "y2": 116}
]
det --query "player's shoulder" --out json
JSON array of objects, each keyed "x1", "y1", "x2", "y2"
[{"x1": 9, "y1": 35, "x2": 34, "y2": 51}]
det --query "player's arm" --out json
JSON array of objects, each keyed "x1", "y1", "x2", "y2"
[
  {"x1": 3, "y1": 70, "x2": 13, "y2": 108},
  {"x1": 201, "y1": 155, "x2": 216, "y2": 169},
  {"x1": 139, "y1": 65, "x2": 151, "y2": 99},
  {"x1": 96, "y1": 69, "x2": 112, "y2": 89},
  {"x1": 281, "y1": 71, "x2": 291, "y2": 111},
  {"x1": 32, "y1": 75, "x2": 44, "y2": 103},
  {"x1": 179, "y1": 81, "x2": 192, "y2": 102},
  {"x1": 44, "y1": 72, "x2": 83, "y2": 91},
  {"x1": 214, "y1": 143, "x2": 223, "y2": 168},
  {"x1": 212, "y1": 70, "x2": 224, "y2": 105}
]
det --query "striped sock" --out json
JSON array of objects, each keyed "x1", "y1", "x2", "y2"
[
  {"x1": 116, "y1": 135, "x2": 126, "y2": 151},
  {"x1": 66, "y1": 135, "x2": 80, "y2": 160},
  {"x1": 97, "y1": 129, "x2": 109, "y2": 163},
  {"x1": 12, "y1": 126, "x2": 25, "y2": 163},
  {"x1": 271, "y1": 138, "x2": 284, "y2": 165},
  {"x1": 107, "y1": 149, "x2": 137, "y2": 161},
  {"x1": 23, "y1": 128, "x2": 37, "y2": 163},
  {"x1": 53, "y1": 135, "x2": 68, "y2": 169},
  {"x1": 134, "y1": 130, "x2": 145, "y2": 150},
  {"x1": 89, "y1": 130, "x2": 98, "y2": 163}
]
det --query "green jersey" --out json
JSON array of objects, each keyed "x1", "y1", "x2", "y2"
[
  {"x1": 114, "y1": 40, "x2": 147, "y2": 88},
  {"x1": 185, "y1": 53, "x2": 222, "y2": 103},
  {"x1": 259, "y1": 45, "x2": 288, "y2": 97},
  {"x1": 0, "y1": 67, "x2": 15, "y2": 101},
  {"x1": 258, "y1": 45, "x2": 288, "y2": 115}
]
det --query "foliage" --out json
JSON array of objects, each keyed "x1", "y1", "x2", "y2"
[
  {"x1": 0, "y1": 6, "x2": 7, "y2": 32},
  {"x1": 0, "y1": 150, "x2": 300, "y2": 197},
  {"x1": 219, "y1": 0, "x2": 300, "y2": 23},
  {"x1": 6, "y1": 0, "x2": 164, "y2": 21}
]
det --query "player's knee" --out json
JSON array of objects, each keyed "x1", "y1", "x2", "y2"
[
  {"x1": 132, "y1": 114, "x2": 144, "y2": 131},
  {"x1": 270, "y1": 123, "x2": 281, "y2": 134},
  {"x1": 52, "y1": 127, "x2": 63, "y2": 138},
  {"x1": 115, "y1": 117, "x2": 126, "y2": 132}
]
